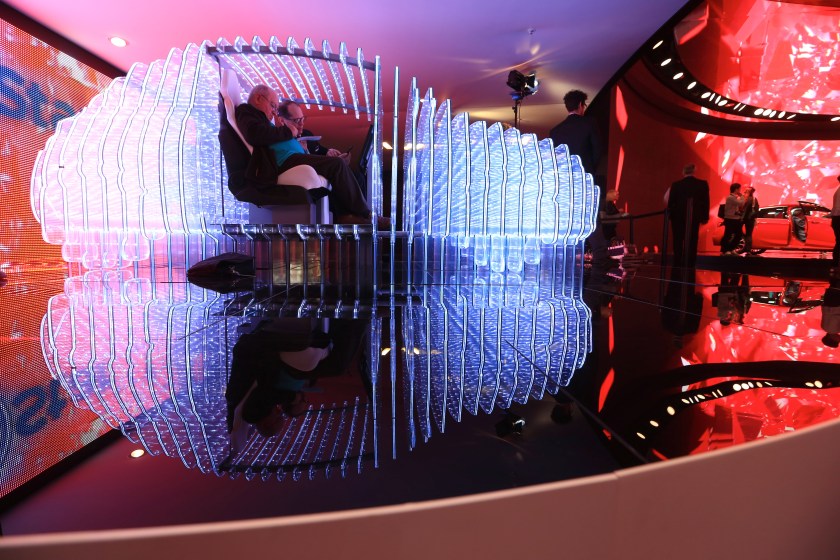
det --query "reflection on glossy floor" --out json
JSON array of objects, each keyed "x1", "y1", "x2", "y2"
[{"x1": 4, "y1": 231, "x2": 840, "y2": 532}]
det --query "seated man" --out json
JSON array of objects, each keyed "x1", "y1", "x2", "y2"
[{"x1": 235, "y1": 84, "x2": 385, "y2": 226}]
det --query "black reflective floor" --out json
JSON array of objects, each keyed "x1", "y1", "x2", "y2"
[{"x1": 2, "y1": 231, "x2": 839, "y2": 534}]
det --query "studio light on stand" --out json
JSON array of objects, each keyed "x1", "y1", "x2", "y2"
[{"x1": 507, "y1": 69, "x2": 538, "y2": 129}]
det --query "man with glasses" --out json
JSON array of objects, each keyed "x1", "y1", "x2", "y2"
[{"x1": 235, "y1": 85, "x2": 379, "y2": 226}]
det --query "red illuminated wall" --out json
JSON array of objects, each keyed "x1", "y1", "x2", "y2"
[
  {"x1": 0, "y1": 17, "x2": 113, "y2": 500},
  {"x1": 610, "y1": 0, "x2": 840, "y2": 253}
]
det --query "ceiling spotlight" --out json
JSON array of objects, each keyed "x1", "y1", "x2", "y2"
[{"x1": 109, "y1": 36, "x2": 128, "y2": 48}]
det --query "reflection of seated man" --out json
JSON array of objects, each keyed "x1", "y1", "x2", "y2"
[
  {"x1": 225, "y1": 318, "x2": 367, "y2": 438},
  {"x1": 821, "y1": 280, "x2": 840, "y2": 348},
  {"x1": 234, "y1": 85, "x2": 382, "y2": 226}
]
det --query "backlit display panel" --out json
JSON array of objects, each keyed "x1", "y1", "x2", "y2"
[{"x1": 0, "y1": 16, "x2": 113, "y2": 499}]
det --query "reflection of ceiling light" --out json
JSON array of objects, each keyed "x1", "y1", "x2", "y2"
[
  {"x1": 754, "y1": 108, "x2": 764, "y2": 116},
  {"x1": 687, "y1": 81, "x2": 696, "y2": 90},
  {"x1": 832, "y1": 116, "x2": 840, "y2": 122},
  {"x1": 382, "y1": 141, "x2": 393, "y2": 150},
  {"x1": 653, "y1": 40, "x2": 664, "y2": 49},
  {"x1": 660, "y1": 58, "x2": 672, "y2": 66},
  {"x1": 673, "y1": 72, "x2": 683, "y2": 79},
  {"x1": 130, "y1": 449, "x2": 145, "y2": 458},
  {"x1": 110, "y1": 36, "x2": 128, "y2": 48},
  {"x1": 701, "y1": 92, "x2": 711, "y2": 99}
]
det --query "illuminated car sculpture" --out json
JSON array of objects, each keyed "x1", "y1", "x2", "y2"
[
  {"x1": 30, "y1": 36, "x2": 599, "y2": 272},
  {"x1": 712, "y1": 201, "x2": 833, "y2": 254}
]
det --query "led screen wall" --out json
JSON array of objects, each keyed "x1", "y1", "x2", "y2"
[
  {"x1": 0, "y1": 15, "x2": 113, "y2": 500},
  {"x1": 609, "y1": 0, "x2": 840, "y2": 254}
]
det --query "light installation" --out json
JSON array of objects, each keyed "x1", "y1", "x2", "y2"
[
  {"x1": 403, "y1": 84, "x2": 599, "y2": 271},
  {"x1": 39, "y1": 234, "x2": 592, "y2": 478},
  {"x1": 42, "y1": 262, "x2": 374, "y2": 481},
  {"x1": 402, "y1": 241, "x2": 591, "y2": 443},
  {"x1": 30, "y1": 36, "x2": 598, "y2": 273},
  {"x1": 30, "y1": 36, "x2": 385, "y2": 270}
]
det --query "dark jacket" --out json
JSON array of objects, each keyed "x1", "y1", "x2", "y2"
[
  {"x1": 549, "y1": 114, "x2": 601, "y2": 174},
  {"x1": 667, "y1": 175, "x2": 710, "y2": 224},
  {"x1": 234, "y1": 103, "x2": 296, "y2": 186}
]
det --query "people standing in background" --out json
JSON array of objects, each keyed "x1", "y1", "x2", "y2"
[
  {"x1": 666, "y1": 163, "x2": 710, "y2": 268},
  {"x1": 741, "y1": 186, "x2": 759, "y2": 254},
  {"x1": 720, "y1": 183, "x2": 744, "y2": 255},
  {"x1": 831, "y1": 175, "x2": 840, "y2": 272},
  {"x1": 600, "y1": 189, "x2": 629, "y2": 243},
  {"x1": 549, "y1": 90, "x2": 601, "y2": 175}
]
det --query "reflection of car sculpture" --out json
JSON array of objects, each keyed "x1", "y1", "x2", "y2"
[{"x1": 712, "y1": 201, "x2": 834, "y2": 254}]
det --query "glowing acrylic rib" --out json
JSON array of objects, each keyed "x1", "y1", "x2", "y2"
[
  {"x1": 321, "y1": 40, "x2": 349, "y2": 113},
  {"x1": 309, "y1": 40, "x2": 338, "y2": 112},
  {"x1": 402, "y1": 244, "x2": 591, "y2": 442},
  {"x1": 339, "y1": 42, "x2": 361, "y2": 118}
]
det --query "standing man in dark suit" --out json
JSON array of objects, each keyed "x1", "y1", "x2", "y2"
[
  {"x1": 549, "y1": 90, "x2": 601, "y2": 176},
  {"x1": 666, "y1": 163, "x2": 710, "y2": 268},
  {"x1": 551, "y1": 90, "x2": 606, "y2": 260},
  {"x1": 831, "y1": 175, "x2": 840, "y2": 271}
]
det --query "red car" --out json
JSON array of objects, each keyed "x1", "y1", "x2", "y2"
[{"x1": 712, "y1": 201, "x2": 834, "y2": 254}]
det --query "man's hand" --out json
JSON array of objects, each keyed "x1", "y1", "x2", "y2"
[{"x1": 325, "y1": 148, "x2": 351, "y2": 163}]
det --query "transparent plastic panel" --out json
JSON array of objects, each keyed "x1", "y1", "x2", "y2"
[
  {"x1": 485, "y1": 122, "x2": 506, "y2": 238},
  {"x1": 321, "y1": 40, "x2": 349, "y2": 113},
  {"x1": 402, "y1": 80, "x2": 420, "y2": 237},
  {"x1": 430, "y1": 101, "x2": 452, "y2": 235},
  {"x1": 448, "y1": 113, "x2": 470, "y2": 238},
  {"x1": 413, "y1": 90, "x2": 435, "y2": 235},
  {"x1": 339, "y1": 43, "x2": 360, "y2": 118}
]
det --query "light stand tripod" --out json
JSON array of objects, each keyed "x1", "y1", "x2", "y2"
[{"x1": 511, "y1": 91, "x2": 525, "y2": 129}]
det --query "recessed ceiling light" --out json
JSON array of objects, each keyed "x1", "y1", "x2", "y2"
[{"x1": 110, "y1": 36, "x2": 128, "y2": 48}]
